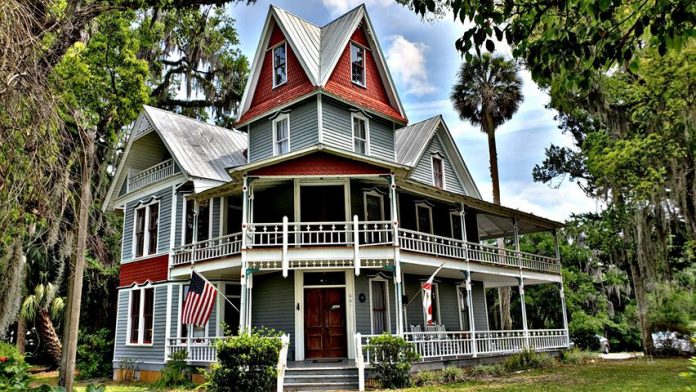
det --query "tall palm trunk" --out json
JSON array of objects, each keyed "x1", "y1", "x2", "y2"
[
  {"x1": 37, "y1": 308, "x2": 62, "y2": 367},
  {"x1": 16, "y1": 316, "x2": 26, "y2": 354},
  {"x1": 485, "y1": 114, "x2": 513, "y2": 330}
]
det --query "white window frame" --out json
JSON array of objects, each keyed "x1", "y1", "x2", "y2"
[
  {"x1": 132, "y1": 199, "x2": 160, "y2": 258},
  {"x1": 272, "y1": 41, "x2": 288, "y2": 88},
  {"x1": 126, "y1": 285, "x2": 155, "y2": 346},
  {"x1": 363, "y1": 189, "x2": 385, "y2": 221},
  {"x1": 351, "y1": 112, "x2": 370, "y2": 155},
  {"x1": 456, "y1": 283, "x2": 469, "y2": 330},
  {"x1": 350, "y1": 42, "x2": 366, "y2": 87},
  {"x1": 431, "y1": 154, "x2": 445, "y2": 189},
  {"x1": 273, "y1": 113, "x2": 290, "y2": 156},
  {"x1": 414, "y1": 201, "x2": 433, "y2": 234},
  {"x1": 421, "y1": 281, "x2": 441, "y2": 325},
  {"x1": 222, "y1": 282, "x2": 242, "y2": 335},
  {"x1": 450, "y1": 210, "x2": 462, "y2": 239},
  {"x1": 369, "y1": 275, "x2": 391, "y2": 334}
]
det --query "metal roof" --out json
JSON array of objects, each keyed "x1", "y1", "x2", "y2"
[
  {"x1": 395, "y1": 115, "x2": 442, "y2": 166},
  {"x1": 143, "y1": 106, "x2": 247, "y2": 182},
  {"x1": 272, "y1": 6, "x2": 321, "y2": 83},
  {"x1": 318, "y1": 5, "x2": 364, "y2": 84}
]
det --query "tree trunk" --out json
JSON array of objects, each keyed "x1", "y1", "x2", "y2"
[
  {"x1": 629, "y1": 261, "x2": 654, "y2": 353},
  {"x1": 499, "y1": 285, "x2": 513, "y2": 330},
  {"x1": 37, "y1": 308, "x2": 62, "y2": 367},
  {"x1": 59, "y1": 128, "x2": 94, "y2": 390},
  {"x1": 16, "y1": 316, "x2": 26, "y2": 355}
]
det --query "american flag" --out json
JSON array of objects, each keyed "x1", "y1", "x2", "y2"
[
  {"x1": 422, "y1": 276, "x2": 435, "y2": 326},
  {"x1": 182, "y1": 271, "x2": 217, "y2": 327}
]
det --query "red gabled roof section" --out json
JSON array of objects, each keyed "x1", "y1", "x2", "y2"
[
  {"x1": 324, "y1": 26, "x2": 406, "y2": 123},
  {"x1": 119, "y1": 254, "x2": 169, "y2": 287},
  {"x1": 250, "y1": 152, "x2": 389, "y2": 176},
  {"x1": 238, "y1": 24, "x2": 317, "y2": 125}
]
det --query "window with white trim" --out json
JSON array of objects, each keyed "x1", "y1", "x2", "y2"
[
  {"x1": 370, "y1": 277, "x2": 390, "y2": 334},
  {"x1": 272, "y1": 42, "x2": 287, "y2": 87},
  {"x1": 183, "y1": 198, "x2": 211, "y2": 245},
  {"x1": 352, "y1": 113, "x2": 369, "y2": 154},
  {"x1": 350, "y1": 43, "x2": 365, "y2": 86},
  {"x1": 363, "y1": 190, "x2": 385, "y2": 221},
  {"x1": 273, "y1": 114, "x2": 290, "y2": 155},
  {"x1": 456, "y1": 284, "x2": 470, "y2": 330},
  {"x1": 134, "y1": 201, "x2": 159, "y2": 257},
  {"x1": 432, "y1": 155, "x2": 444, "y2": 189},
  {"x1": 415, "y1": 202, "x2": 433, "y2": 234},
  {"x1": 422, "y1": 282, "x2": 441, "y2": 325},
  {"x1": 223, "y1": 283, "x2": 241, "y2": 335},
  {"x1": 450, "y1": 211, "x2": 462, "y2": 240},
  {"x1": 129, "y1": 286, "x2": 154, "y2": 345}
]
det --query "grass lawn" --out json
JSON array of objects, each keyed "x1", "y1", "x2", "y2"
[{"x1": 397, "y1": 358, "x2": 692, "y2": 392}]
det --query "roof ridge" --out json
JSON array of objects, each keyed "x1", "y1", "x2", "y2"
[
  {"x1": 143, "y1": 105, "x2": 243, "y2": 135},
  {"x1": 270, "y1": 5, "x2": 321, "y2": 28},
  {"x1": 396, "y1": 115, "x2": 441, "y2": 131},
  {"x1": 320, "y1": 3, "x2": 365, "y2": 29}
]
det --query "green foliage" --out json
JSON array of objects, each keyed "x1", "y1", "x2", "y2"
[
  {"x1": 559, "y1": 348, "x2": 593, "y2": 365},
  {"x1": 366, "y1": 333, "x2": 420, "y2": 388},
  {"x1": 569, "y1": 310, "x2": 604, "y2": 350},
  {"x1": 85, "y1": 384, "x2": 106, "y2": 392},
  {"x1": 0, "y1": 347, "x2": 30, "y2": 391},
  {"x1": 76, "y1": 328, "x2": 114, "y2": 380},
  {"x1": 680, "y1": 356, "x2": 696, "y2": 391},
  {"x1": 206, "y1": 329, "x2": 283, "y2": 392},
  {"x1": 412, "y1": 370, "x2": 441, "y2": 386},
  {"x1": 647, "y1": 283, "x2": 696, "y2": 335},
  {"x1": 155, "y1": 350, "x2": 195, "y2": 388},
  {"x1": 502, "y1": 349, "x2": 554, "y2": 372},
  {"x1": 468, "y1": 363, "x2": 506, "y2": 377},
  {"x1": 441, "y1": 366, "x2": 466, "y2": 383}
]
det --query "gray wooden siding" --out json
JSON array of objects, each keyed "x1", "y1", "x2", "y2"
[
  {"x1": 322, "y1": 98, "x2": 396, "y2": 162},
  {"x1": 113, "y1": 285, "x2": 167, "y2": 366},
  {"x1": 248, "y1": 99, "x2": 318, "y2": 163},
  {"x1": 174, "y1": 193, "x2": 184, "y2": 247},
  {"x1": 251, "y1": 272, "x2": 296, "y2": 359},
  {"x1": 410, "y1": 132, "x2": 466, "y2": 194},
  {"x1": 121, "y1": 186, "x2": 173, "y2": 262},
  {"x1": 471, "y1": 281, "x2": 489, "y2": 331},
  {"x1": 355, "y1": 274, "x2": 397, "y2": 335}
]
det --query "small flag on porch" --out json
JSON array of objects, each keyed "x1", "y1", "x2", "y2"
[
  {"x1": 182, "y1": 271, "x2": 217, "y2": 327},
  {"x1": 422, "y1": 276, "x2": 434, "y2": 325}
]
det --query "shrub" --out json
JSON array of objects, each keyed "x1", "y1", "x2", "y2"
[
  {"x1": 502, "y1": 349, "x2": 554, "y2": 372},
  {"x1": 366, "y1": 333, "x2": 420, "y2": 388},
  {"x1": 468, "y1": 364, "x2": 505, "y2": 377},
  {"x1": 441, "y1": 366, "x2": 465, "y2": 383},
  {"x1": 155, "y1": 350, "x2": 195, "y2": 388},
  {"x1": 0, "y1": 342, "x2": 30, "y2": 391},
  {"x1": 76, "y1": 328, "x2": 113, "y2": 380},
  {"x1": 412, "y1": 370, "x2": 441, "y2": 386},
  {"x1": 559, "y1": 348, "x2": 593, "y2": 365},
  {"x1": 206, "y1": 329, "x2": 283, "y2": 392},
  {"x1": 679, "y1": 356, "x2": 696, "y2": 391}
]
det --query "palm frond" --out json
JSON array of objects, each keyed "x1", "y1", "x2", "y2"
[
  {"x1": 50, "y1": 297, "x2": 65, "y2": 321},
  {"x1": 20, "y1": 295, "x2": 38, "y2": 321}
]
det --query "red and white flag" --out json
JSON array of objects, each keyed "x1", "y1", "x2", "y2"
[
  {"x1": 182, "y1": 270, "x2": 217, "y2": 327},
  {"x1": 422, "y1": 263, "x2": 445, "y2": 325}
]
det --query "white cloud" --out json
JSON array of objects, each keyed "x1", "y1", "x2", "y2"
[
  {"x1": 321, "y1": 0, "x2": 393, "y2": 16},
  {"x1": 386, "y1": 35, "x2": 436, "y2": 97}
]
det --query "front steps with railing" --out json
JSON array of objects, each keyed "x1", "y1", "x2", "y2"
[{"x1": 283, "y1": 363, "x2": 359, "y2": 391}]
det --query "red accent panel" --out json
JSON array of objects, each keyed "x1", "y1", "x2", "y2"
[
  {"x1": 119, "y1": 254, "x2": 169, "y2": 287},
  {"x1": 324, "y1": 26, "x2": 406, "y2": 123},
  {"x1": 239, "y1": 24, "x2": 317, "y2": 125},
  {"x1": 250, "y1": 152, "x2": 389, "y2": 176}
]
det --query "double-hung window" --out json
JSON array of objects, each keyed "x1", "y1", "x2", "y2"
[
  {"x1": 432, "y1": 155, "x2": 444, "y2": 189},
  {"x1": 352, "y1": 113, "x2": 369, "y2": 154},
  {"x1": 129, "y1": 287, "x2": 154, "y2": 345},
  {"x1": 415, "y1": 202, "x2": 433, "y2": 234},
  {"x1": 134, "y1": 202, "x2": 159, "y2": 257},
  {"x1": 370, "y1": 278, "x2": 390, "y2": 334},
  {"x1": 450, "y1": 211, "x2": 462, "y2": 240},
  {"x1": 351, "y1": 43, "x2": 365, "y2": 86},
  {"x1": 273, "y1": 114, "x2": 290, "y2": 155},
  {"x1": 183, "y1": 198, "x2": 211, "y2": 245},
  {"x1": 273, "y1": 42, "x2": 287, "y2": 87}
]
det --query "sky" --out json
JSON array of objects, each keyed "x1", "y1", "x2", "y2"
[{"x1": 226, "y1": 0, "x2": 600, "y2": 222}]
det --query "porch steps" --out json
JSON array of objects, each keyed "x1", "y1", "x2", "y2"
[{"x1": 283, "y1": 366, "x2": 359, "y2": 391}]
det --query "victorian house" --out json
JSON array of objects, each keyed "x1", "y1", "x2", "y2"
[{"x1": 104, "y1": 4, "x2": 569, "y2": 390}]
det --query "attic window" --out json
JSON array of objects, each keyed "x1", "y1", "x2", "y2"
[
  {"x1": 273, "y1": 42, "x2": 287, "y2": 87},
  {"x1": 432, "y1": 155, "x2": 444, "y2": 189},
  {"x1": 351, "y1": 43, "x2": 365, "y2": 86}
]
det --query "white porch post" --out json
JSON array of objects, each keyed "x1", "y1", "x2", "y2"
[
  {"x1": 239, "y1": 176, "x2": 249, "y2": 332},
  {"x1": 282, "y1": 216, "x2": 289, "y2": 277},
  {"x1": 519, "y1": 277, "x2": 529, "y2": 349},
  {"x1": 465, "y1": 264, "x2": 477, "y2": 357},
  {"x1": 389, "y1": 174, "x2": 404, "y2": 335},
  {"x1": 353, "y1": 215, "x2": 360, "y2": 276},
  {"x1": 460, "y1": 203, "x2": 468, "y2": 260},
  {"x1": 560, "y1": 282, "x2": 569, "y2": 347}
]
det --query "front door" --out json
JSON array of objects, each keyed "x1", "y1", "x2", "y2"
[{"x1": 304, "y1": 288, "x2": 347, "y2": 358}]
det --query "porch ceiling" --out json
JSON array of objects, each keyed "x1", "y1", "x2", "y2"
[{"x1": 399, "y1": 262, "x2": 558, "y2": 286}]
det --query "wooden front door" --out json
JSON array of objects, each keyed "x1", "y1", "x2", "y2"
[{"x1": 304, "y1": 288, "x2": 347, "y2": 358}]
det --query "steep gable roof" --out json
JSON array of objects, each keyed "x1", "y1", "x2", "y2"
[
  {"x1": 237, "y1": 4, "x2": 406, "y2": 125},
  {"x1": 396, "y1": 115, "x2": 482, "y2": 198},
  {"x1": 103, "y1": 106, "x2": 247, "y2": 210}
]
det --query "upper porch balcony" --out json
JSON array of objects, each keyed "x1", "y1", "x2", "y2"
[{"x1": 127, "y1": 158, "x2": 177, "y2": 192}]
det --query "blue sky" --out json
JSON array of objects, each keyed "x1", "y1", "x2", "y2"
[{"x1": 227, "y1": 0, "x2": 599, "y2": 221}]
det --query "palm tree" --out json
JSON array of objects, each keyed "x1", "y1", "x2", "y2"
[
  {"x1": 451, "y1": 53, "x2": 523, "y2": 329},
  {"x1": 21, "y1": 283, "x2": 65, "y2": 367}
]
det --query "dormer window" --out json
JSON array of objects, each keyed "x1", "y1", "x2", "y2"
[
  {"x1": 351, "y1": 43, "x2": 365, "y2": 86},
  {"x1": 273, "y1": 42, "x2": 287, "y2": 87},
  {"x1": 273, "y1": 113, "x2": 290, "y2": 155},
  {"x1": 432, "y1": 155, "x2": 444, "y2": 189},
  {"x1": 352, "y1": 113, "x2": 369, "y2": 154}
]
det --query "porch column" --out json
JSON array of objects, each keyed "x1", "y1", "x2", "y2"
[
  {"x1": 560, "y1": 282, "x2": 569, "y2": 347},
  {"x1": 239, "y1": 176, "x2": 249, "y2": 332},
  {"x1": 459, "y1": 203, "x2": 468, "y2": 260},
  {"x1": 465, "y1": 265, "x2": 477, "y2": 357},
  {"x1": 518, "y1": 277, "x2": 529, "y2": 348},
  {"x1": 389, "y1": 174, "x2": 404, "y2": 335}
]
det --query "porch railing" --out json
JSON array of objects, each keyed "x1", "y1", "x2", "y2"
[
  {"x1": 398, "y1": 228, "x2": 560, "y2": 273},
  {"x1": 246, "y1": 220, "x2": 394, "y2": 247},
  {"x1": 355, "y1": 328, "x2": 568, "y2": 391},
  {"x1": 171, "y1": 232, "x2": 243, "y2": 266},
  {"x1": 127, "y1": 158, "x2": 176, "y2": 192}
]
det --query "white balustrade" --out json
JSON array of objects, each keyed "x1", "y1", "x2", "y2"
[
  {"x1": 127, "y1": 159, "x2": 176, "y2": 192},
  {"x1": 171, "y1": 232, "x2": 242, "y2": 265},
  {"x1": 167, "y1": 337, "x2": 220, "y2": 363}
]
